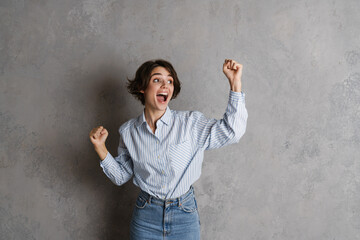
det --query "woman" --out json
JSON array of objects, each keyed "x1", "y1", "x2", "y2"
[{"x1": 89, "y1": 59, "x2": 248, "y2": 239}]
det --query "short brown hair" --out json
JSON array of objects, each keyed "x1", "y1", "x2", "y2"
[{"x1": 127, "y1": 59, "x2": 181, "y2": 105}]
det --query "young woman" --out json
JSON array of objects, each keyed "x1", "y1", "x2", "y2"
[{"x1": 89, "y1": 59, "x2": 248, "y2": 240}]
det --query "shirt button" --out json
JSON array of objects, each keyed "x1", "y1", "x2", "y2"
[{"x1": 162, "y1": 170, "x2": 164, "y2": 174}]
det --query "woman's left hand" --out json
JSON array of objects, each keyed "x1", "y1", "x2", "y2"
[{"x1": 223, "y1": 59, "x2": 243, "y2": 92}]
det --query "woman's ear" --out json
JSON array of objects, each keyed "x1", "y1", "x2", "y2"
[{"x1": 140, "y1": 90, "x2": 144, "y2": 93}]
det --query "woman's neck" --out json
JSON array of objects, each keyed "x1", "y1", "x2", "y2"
[{"x1": 144, "y1": 107, "x2": 166, "y2": 133}]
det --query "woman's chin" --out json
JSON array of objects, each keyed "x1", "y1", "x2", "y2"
[{"x1": 157, "y1": 104, "x2": 168, "y2": 111}]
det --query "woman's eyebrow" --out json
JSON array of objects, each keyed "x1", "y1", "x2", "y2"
[{"x1": 151, "y1": 73, "x2": 173, "y2": 77}]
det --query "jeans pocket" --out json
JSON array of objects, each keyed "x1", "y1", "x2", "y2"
[
  {"x1": 180, "y1": 196, "x2": 198, "y2": 213},
  {"x1": 135, "y1": 195, "x2": 148, "y2": 209}
]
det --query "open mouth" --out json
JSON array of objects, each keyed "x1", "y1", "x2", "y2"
[{"x1": 156, "y1": 93, "x2": 168, "y2": 103}]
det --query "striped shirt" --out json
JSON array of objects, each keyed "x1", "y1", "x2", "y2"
[{"x1": 100, "y1": 90, "x2": 248, "y2": 199}]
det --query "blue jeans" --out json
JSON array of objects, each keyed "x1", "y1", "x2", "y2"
[{"x1": 130, "y1": 186, "x2": 201, "y2": 240}]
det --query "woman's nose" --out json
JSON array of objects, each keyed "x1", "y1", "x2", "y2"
[{"x1": 161, "y1": 79, "x2": 170, "y2": 87}]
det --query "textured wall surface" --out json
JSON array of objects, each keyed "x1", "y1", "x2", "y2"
[{"x1": 1, "y1": 0, "x2": 359, "y2": 239}]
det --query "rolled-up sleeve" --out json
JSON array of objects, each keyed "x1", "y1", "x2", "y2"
[
  {"x1": 191, "y1": 90, "x2": 248, "y2": 150},
  {"x1": 100, "y1": 134, "x2": 133, "y2": 186}
]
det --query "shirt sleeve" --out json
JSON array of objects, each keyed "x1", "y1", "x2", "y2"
[
  {"x1": 191, "y1": 90, "x2": 248, "y2": 150},
  {"x1": 99, "y1": 133, "x2": 133, "y2": 186}
]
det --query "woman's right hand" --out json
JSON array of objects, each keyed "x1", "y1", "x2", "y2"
[{"x1": 89, "y1": 126, "x2": 108, "y2": 147}]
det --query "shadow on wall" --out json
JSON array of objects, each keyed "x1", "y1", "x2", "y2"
[
  {"x1": 0, "y1": 64, "x2": 140, "y2": 239},
  {"x1": 82, "y1": 66, "x2": 140, "y2": 239}
]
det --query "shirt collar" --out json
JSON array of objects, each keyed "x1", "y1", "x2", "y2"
[{"x1": 135, "y1": 106, "x2": 172, "y2": 128}]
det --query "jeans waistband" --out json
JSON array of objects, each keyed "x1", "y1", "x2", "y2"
[{"x1": 139, "y1": 186, "x2": 195, "y2": 206}]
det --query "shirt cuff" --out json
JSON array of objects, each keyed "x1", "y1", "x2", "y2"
[
  {"x1": 229, "y1": 90, "x2": 245, "y2": 103},
  {"x1": 100, "y1": 151, "x2": 115, "y2": 169}
]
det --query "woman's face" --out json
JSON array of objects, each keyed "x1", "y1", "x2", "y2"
[{"x1": 141, "y1": 66, "x2": 174, "y2": 113}]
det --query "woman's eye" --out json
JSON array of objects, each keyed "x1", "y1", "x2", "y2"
[
  {"x1": 153, "y1": 79, "x2": 159, "y2": 82},
  {"x1": 168, "y1": 80, "x2": 173, "y2": 84}
]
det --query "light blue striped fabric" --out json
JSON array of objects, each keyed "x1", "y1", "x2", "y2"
[{"x1": 100, "y1": 90, "x2": 248, "y2": 199}]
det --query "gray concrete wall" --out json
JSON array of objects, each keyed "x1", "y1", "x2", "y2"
[{"x1": 1, "y1": 0, "x2": 359, "y2": 239}]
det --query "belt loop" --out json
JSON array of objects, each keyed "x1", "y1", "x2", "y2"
[
  {"x1": 147, "y1": 195, "x2": 152, "y2": 204},
  {"x1": 178, "y1": 197, "x2": 181, "y2": 207}
]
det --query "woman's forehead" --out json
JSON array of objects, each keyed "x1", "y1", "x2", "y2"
[{"x1": 150, "y1": 66, "x2": 172, "y2": 77}]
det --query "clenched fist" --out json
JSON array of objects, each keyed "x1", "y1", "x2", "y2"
[
  {"x1": 223, "y1": 59, "x2": 243, "y2": 92},
  {"x1": 89, "y1": 126, "x2": 108, "y2": 146},
  {"x1": 89, "y1": 126, "x2": 109, "y2": 160}
]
